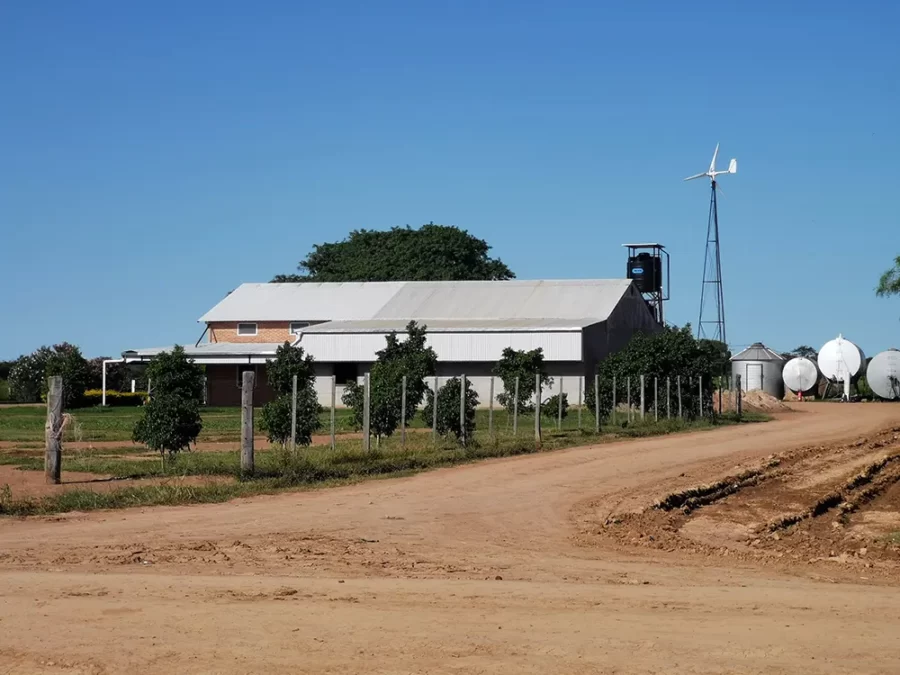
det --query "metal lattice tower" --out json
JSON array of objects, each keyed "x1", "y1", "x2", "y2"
[{"x1": 698, "y1": 180, "x2": 726, "y2": 344}]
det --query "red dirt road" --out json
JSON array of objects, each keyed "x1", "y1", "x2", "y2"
[{"x1": 1, "y1": 403, "x2": 899, "y2": 674}]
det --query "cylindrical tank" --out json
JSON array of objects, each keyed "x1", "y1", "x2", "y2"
[
  {"x1": 867, "y1": 349, "x2": 900, "y2": 400},
  {"x1": 782, "y1": 357, "x2": 820, "y2": 394},
  {"x1": 818, "y1": 334, "x2": 866, "y2": 382},
  {"x1": 730, "y1": 342, "x2": 786, "y2": 399}
]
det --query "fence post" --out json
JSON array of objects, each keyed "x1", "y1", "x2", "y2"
[
  {"x1": 594, "y1": 374, "x2": 600, "y2": 433},
  {"x1": 654, "y1": 376, "x2": 659, "y2": 422},
  {"x1": 534, "y1": 372, "x2": 542, "y2": 449},
  {"x1": 666, "y1": 377, "x2": 671, "y2": 419},
  {"x1": 677, "y1": 375, "x2": 683, "y2": 418},
  {"x1": 101, "y1": 361, "x2": 107, "y2": 407},
  {"x1": 557, "y1": 376, "x2": 564, "y2": 430},
  {"x1": 488, "y1": 376, "x2": 494, "y2": 440},
  {"x1": 400, "y1": 375, "x2": 407, "y2": 448},
  {"x1": 241, "y1": 370, "x2": 255, "y2": 476},
  {"x1": 147, "y1": 378, "x2": 152, "y2": 400},
  {"x1": 612, "y1": 375, "x2": 617, "y2": 425},
  {"x1": 330, "y1": 375, "x2": 336, "y2": 450},
  {"x1": 290, "y1": 374, "x2": 298, "y2": 453},
  {"x1": 577, "y1": 376, "x2": 583, "y2": 431},
  {"x1": 627, "y1": 376, "x2": 632, "y2": 422},
  {"x1": 736, "y1": 374, "x2": 743, "y2": 418},
  {"x1": 513, "y1": 376, "x2": 519, "y2": 437},
  {"x1": 640, "y1": 375, "x2": 645, "y2": 420},
  {"x1": 460, "y1": 374, "x2": 467, "y2": 447},
  {"x1": 45, "y1": 375, "x2": 63, "y2": 484},
  {"x1": 698, "y1": 375, "x2": 703, "y2": 418},
  {"x1": 432, "y1": 376, "x2": 438, "y2": 443},
  {"x1": 363, "y1": 372, "x2": 371, "y2": 451}
]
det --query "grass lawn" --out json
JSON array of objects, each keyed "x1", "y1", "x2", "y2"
[{"x1": 0, "y1": 411, "x2": 769, "y2": 516}]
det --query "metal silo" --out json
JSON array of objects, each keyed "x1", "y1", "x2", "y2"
[
  {"x1": 867, "y1": 349, "x2": 900, "y2": 400},
  {"x1": 730, "y1": 342, "x2": 786, "y2": 399},
  {"x1": 782, "y1": 356, "x2": 820, "y2": 395}
]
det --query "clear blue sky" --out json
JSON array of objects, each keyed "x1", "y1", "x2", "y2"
[{"x1": 2, "y1": 0, "x2": 898, "y2": 360}]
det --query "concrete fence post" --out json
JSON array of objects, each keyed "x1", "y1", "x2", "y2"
[
  {"x1": 627, "y1": 376, "x2": 632, "y2": 422},
  {"x1": 513, "y1": 376, "x2": 519, "y2": 437},
  {"x1": 577, "y1": 376, "x2": 583, "y2": 431},
  {"x1": 400, "y1": 375, "x2": 407, "y2": 448},
  {"x1": 698, "y1": 375, "x2": 704, "y2": 418},
  {"x1": 677, "y1": 375, "x2": 683, "y2": 418},
  {"x1": 290, "y1": 374, "x2": 298, "y2": 453},
  {"x1": 534, "y1": 372, "x2": 542, "y2": 449},
  {"x1": 363, "y1": 372, "x2": 371, "y2": 452},
  {"x1": 241, "y1": 370, "x2": 255, "y2": 476},
  {"x1": 432, "y1": 376, "x2": 439, "y2": 443},
  {"x1": 488, "y1": 376, "x2": 495, "y2": 440},
  {"x1": 666, "y1": 377, "x2": 671, "y2": 419},
  {"x1": 612, "y1": 375, "x2": 617, "y2": 425},
  {"x1": 557, "y1": 376, "x2": 564, "y2": 430},
  {"x1": 594, "y1": 374, "x2": 600, "y2": 433},
  {"x1": 654, "y1": 376, "x2": 659, "y2": 422},
  {"x1": 640, "y1": 374, "x2": 645, "y2": 421},
  {"x1": 459, "y1": 374, "x2": 467, "y2": 447},
  {"x1": 330, "y1": 375, "x2": 336, "y2": 450}
]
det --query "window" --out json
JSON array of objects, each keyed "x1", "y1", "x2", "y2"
[
  {"x1": 334, "y1": 362, "x2": 358, "y2": 386},
  {"x1": 237, "y1": 323, "x2": 257, "y2": 336},
  {"x1": 290, "y1": 322, "x2": 309, "y2": 335}
]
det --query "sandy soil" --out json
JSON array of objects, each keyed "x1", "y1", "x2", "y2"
[{"x1": 1, "y1": 402, "x2": 899, "y2": 674}]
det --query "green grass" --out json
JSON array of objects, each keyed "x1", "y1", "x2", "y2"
[{"x1": 0, "y1": 411, "x2": 768, "y2": 516}]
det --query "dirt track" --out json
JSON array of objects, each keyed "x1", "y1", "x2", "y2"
[{"x1": 2, "y1": 403, "x2": 899, "y2": 674}]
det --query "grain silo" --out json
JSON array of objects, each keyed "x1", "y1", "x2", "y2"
[
  {"x1": 866, "y1": 349, "x2": 900, "y2": 400},
  {"x1": 730, "y1": 342, "x2": 786, "y2": 399}
]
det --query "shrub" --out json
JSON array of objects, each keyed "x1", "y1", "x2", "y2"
[
  {"x1": 259, "y1": 343, "x2": 322, "y2": 446},
  {"x1": 421, "y1": 376, "x2": 478, "y2": 442},
  {"x1": 541, "y1": 392, "x2": 569, "y2": 420},
  {"x1": 493, "y1": 348, "x2": 551, "y2": 413},
  {"x1": 9, "y1": 343, "x2": 90, "y2": 407},
  {"x1": 81, "y1": 389, "x2": 147, "y2": 407}
]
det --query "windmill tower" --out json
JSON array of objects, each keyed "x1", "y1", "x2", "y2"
[{"x1": 684, "y1": 144, "x2": 737, "y2": 345}]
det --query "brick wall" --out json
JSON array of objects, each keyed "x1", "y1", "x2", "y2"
[{"x1": 208, "y1": 321, "x2": 294, "y2": 344}]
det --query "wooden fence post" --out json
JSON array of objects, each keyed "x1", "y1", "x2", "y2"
[
  {"x1": 241, "y1": 370, "x2": 255, "y2": 476},
  {"x1": 736, "y1": 374, "x2": 743, "y2": 418},
  {"x1": 45, "y1": 375, "x2": 63, "y2": 484}
]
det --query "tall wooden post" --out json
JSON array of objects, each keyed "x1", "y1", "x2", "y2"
[
  {"x1": 488, "y1": 376, "x2": 494, "y2": 440},
  {"x1": 241, "y1": 371, "x2": 255, "y2": 476},
  {"x1": 513, "y1": 376, "x2": 519, "y2": 437},
  {"x1": 534, "y1": 372, "x2": 542, "y2": 449},
  {"x1": 290, "y1": 374, "x2": 298, "y2": 453},
  {"x1": 459, "y1": 374, "x2": 467, "y2": 447},
  {"x1": 330, "y1": 375, "x2": 336, "y2": 450},
  {"x1": 45, "y1": 375, "x2": 63, "y2": 484},
  {"x1": 557, "y1": 376, "x2": 564, "y2": 430},
  {"x1": 363, "y1": 372, "x2": 371, "y2": 451},
  {"x1": 736, "y1": 374, "x2": 743, "y2": 418},
  {"x1": 594, "y1": 374, "x2": 600, "y2": 433},
  {"x1": 400, "y1": 375, "x2": 407, "y2": 448}
]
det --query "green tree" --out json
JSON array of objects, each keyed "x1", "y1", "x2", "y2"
[
  {"x1": 786, "y1": 345, "x2": 818, "y2": 360},
  {"x1": 273, "y1": 223, "x2": 514, "y2": 282},
  {"x1": 541, "y1": 393, "x2": 569, "y2": 421},
  {"x1": 421, "y1": 376, "x2": 478, "y2": 442},
  {"x1": 132, "y1": 346, "x2": 204, "y2": 460},
  {"x1": 86, "y1": 357, "x2": 127, "y2": 392},
  {"x1": 8, "y1": 347, "x2": 53, "y2": 403},
  {"x1": 8, "y1": 343, "x2": 89, "y2": 407},
  {"x1": 342, "y1": 321, "x2": 437, "y2": 439},
  {"x1": 492, "y1": 348, "x2": 552, "y2": 413},
  {"x1": 877, "y1": 254, "x2": 900, "y2": 298},
  {"x1": 259, "y1": 343, "x2": 322, "y2": 446}
]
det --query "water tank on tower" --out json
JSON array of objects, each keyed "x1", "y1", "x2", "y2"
[
  {"x1": 866, "y1": 349, "x2": 900, "y2": 400},
  {"x1": 782, "y1": 357, "x2": 820, "y2": 395},
  {"x1": 730, "y1": 342, "x2": 786, "y2": 399},
  {"x1": 626, "y1": 252, "x2": 663, "y2": 293}
]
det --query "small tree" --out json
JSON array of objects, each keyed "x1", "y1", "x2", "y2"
[
  {"x1": 493, "y1": 348, "x2": 552, "y2": 413},
  {"x1": 8, "y1": 347, "x2": 53, "y2": 403},
  {"x1": 342, "y1": 321, "x2": 437, "y2": 439},
  {"x1": 132, "y1": 346, "x2": 204, "y2": 462},
  {"x1": 259, "y1": 343, "x2": 322, "y2": 447},
  {"x1": 45, "y1": 343, "x2": 90, "y2": 408},
  {"x1": 422, "y1": 377, "x2": 478, "y2": 442},
  {"x1": 541, "y1": 393, "x2": 569, "y2": 421}
]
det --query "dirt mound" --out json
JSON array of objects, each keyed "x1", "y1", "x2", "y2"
[{"x1": 716, "y1": 389, "x2": 792, "y2": 412}]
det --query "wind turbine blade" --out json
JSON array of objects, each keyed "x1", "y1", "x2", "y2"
[
  {"x1": 683, "y1": 172, "x2": 707, "y2": 181},
  {"x1": 709, "y1": 143, "x2": 719, "y2": 173},
  {"x1": 728, "y1": 158, "x2": 737, "y2": 174}
]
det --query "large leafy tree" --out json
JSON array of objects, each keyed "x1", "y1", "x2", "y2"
[
  {"x1": 259, "y1": 343, "x2": 322, "y2": 447},
  {"x1": 492, "y1": 348, "x2": 551, "y2": 413},
  {"x1": 342, "y1": 321, "x2": 437, "y2": 439},
  {"x1": 8, "y1": 343, "x2": 89, "y2": 407},
  {"x1": 273, "y1": 223, "x2": 514, "y2": 282},
  {"x1": 877, "y1": 254, "x2": 900, "y2": 298}
]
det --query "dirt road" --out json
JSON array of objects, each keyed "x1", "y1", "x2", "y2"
[{"x1": 2, "y1": 403, "x2": 899, "y2": 674}]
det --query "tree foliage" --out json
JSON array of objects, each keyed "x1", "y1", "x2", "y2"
[
  {"x1": 421, "y1": 376, "x2": 478, "y2": 442},
  {"x1": 877, "y1": 254, "x2": 900, "y2": 298},
  {"x1": 785, "y1": 345, "x2": 818, "y2": 361},
  {"x1": 132, "y1": 346, "x2": 204, "y2": 457},
  {"x1": 541, "y1": 392, "x2": 569, "y2": 421},
  {"x1": 585, "y1": 326, "x2": 719, "y2": 421},
  {"x1": 8, "y1": 343, "x2": 89, "y2": 407},
  {"x1": 273, "y1": 223, "x2": 514, "y2": 283},
  {"x1": 8, "y1": 347, "x2": 53, "y2": 403},
  {"x1": 86, "y1": 357, "x2": 128, "y2": 392},
  {"x1": 492, "y1": 348, "x2": 551, "y2": 413},
  {"x1": 342, "y1": 321, "x2": 437, "y2": 438},
  {"x1": 259, "y1": 343, "x2": 322, "y2": 446}
]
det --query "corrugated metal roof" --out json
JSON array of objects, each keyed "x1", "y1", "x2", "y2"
[
  {"x1": 731, "y1": 342, "x2": 786, "y2": 362},
  {"x1": 199, "y1": 279, "x2": 634, "y2": 324},
  {"x1": 303, "y1": 318, "x2": 594, "y2": 333},
  {"x1": 123, "y1": 343, "x2": 283, "y2": 358}
]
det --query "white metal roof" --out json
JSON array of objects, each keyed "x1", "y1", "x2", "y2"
[
  {"x1": 199, "y1": 279, "x2": 634, "y2": 324},
  {"x1": 730, "y1": 342, "x2": 786, "y2": 362},
  {"x1": 303, "y1": 318, "x2": 595, "y2": 333},
  {"x1": 122, "y1": 343, "x2": 282, "y2": 364}
]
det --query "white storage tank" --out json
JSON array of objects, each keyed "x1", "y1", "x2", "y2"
[
  {"x1": 818, "y1": 334, "x2": 866, "y2": 382},
  {"x1": 730, "y1": 342, "x2": 786, "y2": 399},
  {"x1": 782, "y1": 357, "x2": 820, "y2": 395},
  {"x1": 867, "y1": 349, "x2": 900, "y2": 400}
]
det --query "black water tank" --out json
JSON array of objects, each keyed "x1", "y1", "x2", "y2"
[{"x1": 627, "y1": 253, "x2": 662, "y2": 293}]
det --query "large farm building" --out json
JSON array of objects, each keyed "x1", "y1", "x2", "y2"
[{"x1": 123, "y1": 279, "x2": 659, "y2": 406}]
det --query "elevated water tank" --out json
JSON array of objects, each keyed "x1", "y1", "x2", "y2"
[
  {"x1": 782, "y1": 356, "x2": 820, "y2": 395},
  {"x1": 731, "y1": 342, "x2": 786, "y2": 399},
  {"x1": 818, "y1": 334, "x2": 866, "y2": 382},
  {"x1": 867, "y1": 349, "x2": 900, "y2": 400}
]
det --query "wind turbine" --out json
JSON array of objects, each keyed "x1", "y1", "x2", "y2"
[{"x1": 685, "y1": 143, "x2": 737, "y2": 347}]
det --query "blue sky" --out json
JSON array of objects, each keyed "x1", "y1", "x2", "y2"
[{"x1": 1, "y1": 0, "x2": 898, "y2": 360}]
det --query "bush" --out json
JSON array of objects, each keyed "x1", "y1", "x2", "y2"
[
  {"x1": 493, "y1": 348, "x2": 551, "y2": 413},
  {"x1": 132, "y1": 346, "x2": 204, "y2": 458},
  {"x1": 8, "y1": 343, "x2": 90, "y2": 407},
  {"x1": 259, "y1": 343, "x2": 322, "y2": 446},
  {"x1": 421, "y1": 376, "x2": 478, "y2": 442},
  {"x1": 8, "y1": 347, "x2": 53, "y2": 403},
  {"x1": 81, "y1": 389, "x2": 147, "y2": 407},
  {"x1": 541, "y1": 392, "x2": 569, "y2": 420}
]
